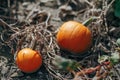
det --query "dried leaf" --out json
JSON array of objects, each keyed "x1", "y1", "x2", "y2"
[{"x1": 10, "y1": 71, "x2": 24, "y2": 78}]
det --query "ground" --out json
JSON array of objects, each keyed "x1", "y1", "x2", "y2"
[{"x1": 0, "y1": 0, "x2": 120, "y2": 80}]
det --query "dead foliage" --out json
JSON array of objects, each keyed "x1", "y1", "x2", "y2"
[{"x1": 0, "y1": 0, "x2": 120, "y2": 80}]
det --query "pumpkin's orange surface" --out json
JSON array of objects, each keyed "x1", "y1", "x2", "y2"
[
  {"x1": 16, "y1": 48, "x2": 42, "y2": 73},
  {"x1": 56, "y1": 21, "x2": 92, "y2": 54}
]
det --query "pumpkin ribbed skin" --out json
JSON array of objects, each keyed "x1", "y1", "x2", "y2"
[
  {"x1": 16, "y1": 48, "x2": 42, "y2": 73},
  {"x1": 56, "y1": 21, "x2": 92, "y2": 54}
]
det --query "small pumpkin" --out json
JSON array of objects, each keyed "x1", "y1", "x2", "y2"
[
  {"x1": 56, "y1": 21, "x2": 92, "y2": 54},
  {"x1": 16, "y1": 48, "x2": 42, "y2": 73}
]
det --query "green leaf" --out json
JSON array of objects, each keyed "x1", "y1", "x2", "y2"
[
  {"x1": 116, "y1": 38, "x2": 120, "y2": 46},
  {"x1": 114, "y1": 0, "x2": 120, "y2": 17},
  {"x1": 110, "y1": 52, "x2": 120, "y2": 65},
  {"x1": 52, "y1": 55, "x2": 79, "y2": 70}
]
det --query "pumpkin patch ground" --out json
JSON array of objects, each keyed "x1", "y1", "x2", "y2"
[{"x1": 0, "y1": 0, "x2": 120, "y2": 80}]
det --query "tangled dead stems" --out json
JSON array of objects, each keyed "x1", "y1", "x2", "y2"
[
  {"x1": 0, "y1": 10, "x2": 63, "y2": 79},
  {"x1": 0, "y1": 0, "x2": 118, "y2": 80}
]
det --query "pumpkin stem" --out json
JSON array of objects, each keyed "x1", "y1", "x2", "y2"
[{"x1": 82, "y1": 17, "x2": 99, "y2": 26}]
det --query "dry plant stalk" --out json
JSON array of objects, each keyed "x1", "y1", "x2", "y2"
[{"x1": 0, "y1": 0, "x2": 119, "y2": 80}]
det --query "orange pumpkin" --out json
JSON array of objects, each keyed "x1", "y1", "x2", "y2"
[
  {"x1": 16, "y1": 48, "x2": 42, "y2": 73},
  {"x1": 56, "y1": 21, "x2": 92, "y2": 54}
]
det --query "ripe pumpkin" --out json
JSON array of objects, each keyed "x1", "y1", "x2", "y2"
[
  {"x1": 56, "y1": 21, "x2": 92, "y2": 54},
  {"x1": 16, "y1": 48, "x2": 42, "y2": 73}
]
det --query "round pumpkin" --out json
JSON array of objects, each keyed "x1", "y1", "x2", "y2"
[
  {"x1": 16, "y1": 48, "x2": 42, "y2": 73},
  {"x1": 56, "y1": 21, "x2": 92, "y2": 54}
]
